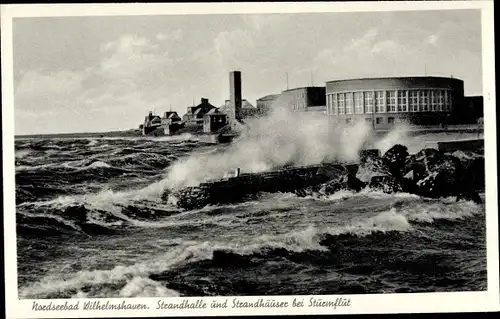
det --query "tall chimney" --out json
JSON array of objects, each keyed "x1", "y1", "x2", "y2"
[{"x1": 229, "y1": 71, "x2": 242, "y2": 123}]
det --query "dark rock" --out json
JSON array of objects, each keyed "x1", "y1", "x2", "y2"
[
  {"x1": 356, "y1": 149, "x2": 387, "y2": 184},
  {"x1": 347, "y1": 175, "x2": 366, "y2": 192},
  {"x1": 382, "y1": 144, "x2": 409, "y2": 179},
  {"x1": 413, "y1": 154, "x2": 463, "y2": 198},
  {"x1": 359, "y1": 149, "x2": 381, "y2": 164},
  {"x1": 369, "y1": 175, "x2": 403, "y2": 193},
  {"x1": 415, "y1": 148, "x2": 440, "y2": 161},
  {"x1": 316, "y1": 164, "x2": 347, "y2": 180},
  {"x1": 317, "y1": 170, "x2": 365, "y2": 196},
  {"x1": 173, "y1": 187, "x2": 210, "y2": 210},
  {"x1": 318, "y1": 174, "x2": 348, "y2": 195},
  {"x1": 400, "y1": 147, "x2": 485, "y2": 200},
  {"x1": 404, "y1": 148, "x2": 441, "y2": 177},
  {"x1": 356, "y1": 155, "x2": 388, "y2": 183},
  {"x1": 403, "y1": 155, "x2": 427, "y2": 182}
]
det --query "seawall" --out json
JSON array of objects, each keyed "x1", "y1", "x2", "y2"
[{"x1": 170, "y1": 163, "x2": 358, "y2": 209}]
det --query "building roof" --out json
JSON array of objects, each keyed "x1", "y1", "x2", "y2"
[
  {"x1": 220, "y1": 99, "x2": 256, "y2": 110},
  {"x1": 242, "y1": 100, "x2": 256, "y2": 109},
  {"x1": 205, "y1": 112, "x2": 226, "y2": 117},
  {"x1": 206, "y1": 108, "x2": 221, "y2": 114},
  {"x1": 187, "y1": 98, "x2": 217, "y2": 115},
  {"x1": 325, "y1": 76, "x2": 463, "y2": 84},
  {"x1": 281, "y1": 86, "x2": 325, "y2": 93},
  {"x1": 164, "y1": 111, "x2": 180, "y2": 119},
  {"x1": 257, "y1": 94, "x2": 280, "y2": 101}
]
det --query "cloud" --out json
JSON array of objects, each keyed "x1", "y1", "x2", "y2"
[
  {"x1": 156, "y1": 29, "x2": 183, "y2": 42},
  {"x1": 346, "y1": 27, "x2": 379, "y2": 52},
  {"x1": 241, "y1": 14, "x2": 290, "y2": 32},
  {"x1": 214, "y1": 29, "x2": 257, "y2": 70},
  {"x1": 13, "y1": 12, "x2": 482, "y2": 135},
  {"x1": 14, "y1": 34, "x2": 183, "y2": 134},
  {"x1": 427, "y1": 34, "x2": 438, "y2": 46},
  {"x1": 98, "y1": 35, "x2": 173, "y2": 82},
  {"x1": 371, "y1": 39, "x2": 409, "y2": 56},
  {"x1": 15, "y1": 69, "x2": 86, "y2": 98},
  {"x1": 313, "y1": 26, "x2": 424, "y2": 81}
]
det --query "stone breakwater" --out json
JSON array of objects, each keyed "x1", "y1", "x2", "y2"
[
  {"x1": 356, "y1": 145, "x2": 484, "y2": 203},
  {"x1": 165, "y1": 144, "x2": 484, "y2": 210},
  {"x1": 165, "y1": 163, "x2": 361, "y2": 210}
]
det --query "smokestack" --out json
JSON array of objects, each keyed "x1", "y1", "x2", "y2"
[{"x1": 229, "y1": 71, "x2": 242, "y2": 123}]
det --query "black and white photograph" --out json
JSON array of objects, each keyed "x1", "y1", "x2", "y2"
[{"x1": 2, "y1": 1, "x2": 499, "y2": 317}]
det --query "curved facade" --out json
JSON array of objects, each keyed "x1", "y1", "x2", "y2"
[{"x1": 325, "y1": 77, "x2": 465, "y2": 129}]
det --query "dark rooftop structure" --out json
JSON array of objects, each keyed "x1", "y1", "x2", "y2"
[
  {"x1": 219, "y1": 99, "x2": 259, "y2": 119},
  {"x1": 183, "y1": 98, "x2": 218, "y2": 125}
]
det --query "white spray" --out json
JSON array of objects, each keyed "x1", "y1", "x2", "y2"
[{"x1": 164, "y1": 104, "x2": 379, "y2": 189}]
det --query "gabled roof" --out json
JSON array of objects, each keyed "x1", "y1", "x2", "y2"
[
  {"x1": 242, "y1": 100, "x2": 256, "y2": 109},
  {"x1": 186, "y1": 98, "x2": 217, "y2": 116},
  {"x1": 206, "y1": 108, "x2": 221, "y2": 115},
  {"x1": 220, "y1": 99, "x2": 256, "y2": 110},
  {"x1": 150, "y1": 116, "x2": 162, "y2": 123},
  {"x1": 164, "y1": 111, "x2": 180, "y2": 119}
]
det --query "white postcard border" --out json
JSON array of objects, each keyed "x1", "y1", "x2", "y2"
[{"x1": 2, "y1": 1, "x2": 499, "y2": 318}]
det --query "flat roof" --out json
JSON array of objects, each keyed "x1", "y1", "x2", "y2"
[
  {"x1": 282, "y1": 86, "x2": 325, "y2": 93},
  {"x1": 325, "y1": 76, "x2": 463, "y2": 84},
  {"x1": 257, "y1": 94, "x2": 280, "y2": 100}
]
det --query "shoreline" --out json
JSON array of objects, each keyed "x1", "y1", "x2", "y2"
[{"x1": 15, "y1": 125, "x2": 482, "y2": 140}]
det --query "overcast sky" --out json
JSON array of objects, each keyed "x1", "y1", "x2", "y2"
[{"x1": 13, "y1": 9, "x2": 482, "y2": 135}]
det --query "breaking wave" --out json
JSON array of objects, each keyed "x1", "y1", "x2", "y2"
[
  {"x1": 18, "y1": 195, "x2": 483, "y2": 298},
  {"x1": 15, "y1": 129, "x2": 487, "y2": 298}
]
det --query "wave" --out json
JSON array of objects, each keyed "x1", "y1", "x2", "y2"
[
  {"x1": 15, "y1": 149, "x2": 33, "y2": 159},
  {"x1": 106, "y1": 153, "x2": 172, "y2": 171},
  {"x1": 298, "y1": 187, "x2": 422, "y2": 202},
  {"x1": 401, "y1": 199, "x2": 482, "y2": 223},
  {"x1": 86, "y1": 139, "x2": 99, "y2": 146},
  {"x1": 18, "y1": 244, "x2": 188, "y2": 298},
  {"x1": 85, "y1": 161, "x2": 112, "y2": 169},
  {"x1": 18, "y1": 196, "x2": 483, "y2": 298},
  {"x1": 17, "y1": 178, "x2": 483, "y2": 235},
  {"x1": 16, "y1": 198, "x2": 184, "y2": 235},
  {"x1": 16, "y1": 163, "x2": 61, "y2": 172}
]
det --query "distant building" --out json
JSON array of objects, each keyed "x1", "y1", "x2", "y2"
[
  {"x1": 219, "y1": 99, "x2": 259, "y2": 119},
  {"x1": 142, "y1": 111, "x2": 163, "y2": 135},
  {"x1": 276, "y1": 86, "x2": 326, "y2": 113},
  {"x1": 183, "y1": 98, "x2": 218, "y2": 125},
  {"x1": 161, "y1": 111, "x2": 183, "y2": 135},
  {"x1": 256, "y1": 94, "x2": 280, "y2": 116},
  {"x1": 325, "y1": 76, "x2": 465, "y2": 130},
  {"x1": 162, "y1": 111, "x2": 181, "y2": 124},
  {"x1": 256, "y1": 87, "x2": 326, "y2": 115},
  {"x1": 203, "y1": 110, "x2": 228, "y2": 133}
]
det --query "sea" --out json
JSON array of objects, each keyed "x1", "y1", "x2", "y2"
[{"x1": 15, "y1": 131, "x2": 486, "y2": 299}]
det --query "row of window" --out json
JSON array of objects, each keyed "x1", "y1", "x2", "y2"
[
  {"x1": 344, "y1": 117, "x2": 396, "y2": 125},
  {"x1": 327, "y1": 89, "x2": 453, "y2": 115},
  {"x1": 292, "y1": 103, "x2": 307, "y2": 110}
]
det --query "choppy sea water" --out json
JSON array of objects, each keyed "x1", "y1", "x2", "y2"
[{"x1": 15, "y1": 136, "x2": 486, "y2": 299}]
